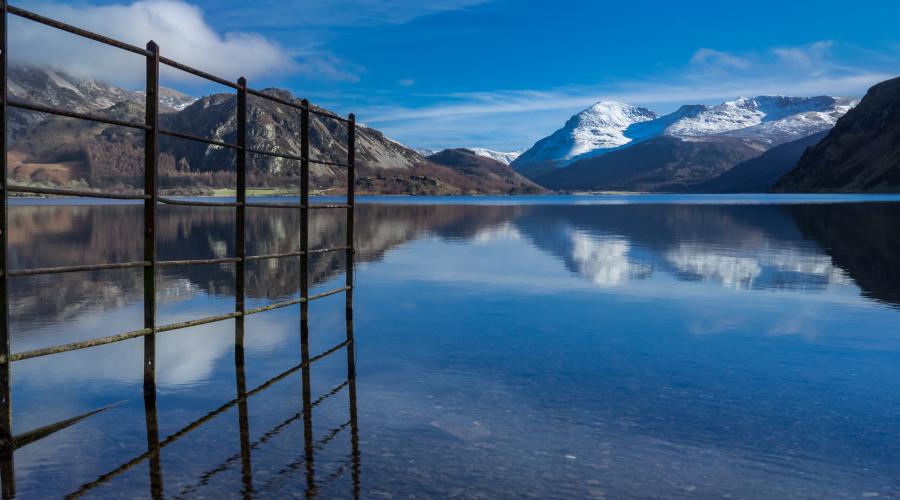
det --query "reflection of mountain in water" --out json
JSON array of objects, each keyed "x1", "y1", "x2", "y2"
[
  {"x1": 8, "y1": 201, "x2": 900, "y2": 327},
  {"x1": 512, "y1": 204, "x2": 889, "y2": 300},
  {"x1": 8, "y1": 203, "x2": 521, "y2": 326},
  {"x1": 787, "y1": 203, "x2": 900, "y2": 307}
]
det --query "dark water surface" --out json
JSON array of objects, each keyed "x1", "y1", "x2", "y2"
[{"x1": 4, "y1": 195, "x2": 900, "y2": 499}]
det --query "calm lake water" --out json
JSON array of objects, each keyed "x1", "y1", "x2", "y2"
[{"x1": 4, "y1": 194, "x2": 900, "y2": 499}]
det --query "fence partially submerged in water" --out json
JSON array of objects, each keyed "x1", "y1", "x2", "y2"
[{"x1": 0, "y1": 2, "x2": 359, "y2": 497}]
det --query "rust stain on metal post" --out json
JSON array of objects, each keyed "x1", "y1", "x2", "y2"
[
  {"x1": 344, "y1": 112, "x2": 361, "y2": 498},
  {"x1": 0, "y1": 2, "x2": 17, "y2": 497},
  {"x1": 143, "y1": 40, "x2": 160, "y2": 386},
  {"x1": 235, "y1": 77, "x2": 247, "y2": 349},
  {"x1": 300, "y1": 99, "x2": 311, "y2": 338},
  {"x1": 346, "y1": 114, "x2": 355, "y2": 309},
  {"x1": 143, "y1": 40, "x2": 164, "y2": 499},
  {"x1": 298, "y1": 98, "x2": 317, "y2": 496}
]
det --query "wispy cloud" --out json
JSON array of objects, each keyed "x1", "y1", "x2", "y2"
[
  {"x1": 207, "y1": 0, "x2": 491, "y2": 29},
  {"x1": 365, "y1": 41, "x2": 897, "y2": 150},
  {"x1": 9, "y1": 0, "x2": 357, "y2": 86},
  {"x1": 772, "y1": 40, "x2": 834, "y2": 69},
  {"x1": 690, "y1": 48, "x2": 752, "y2": 70}
]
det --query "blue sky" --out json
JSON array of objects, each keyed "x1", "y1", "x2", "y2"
[{"x1": 13, "y1": 0, "x2": 900, "y2": 150}]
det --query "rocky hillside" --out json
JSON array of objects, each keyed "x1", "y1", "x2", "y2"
[
  {"x1": 6, "y1": 65, "x2": 193, "y2": 141},
  {"x1": 425, "y1": 149, "x2": 544, "y2": 194},
  {"x1": 159, "y1": 88, "x2": 425, "y2": 190},
  {"x1": 773, "y1": 76, "x2": 900, "y2": 192},
  {"x1": 536, "y1": 136, "x2": 765, "y2": 192},
  {"x1": 696, "y1": 131, "x2": 828, "y2": 193},
  {"x1": 5, "y1": 65, "x2": 534, "y2": 195}
]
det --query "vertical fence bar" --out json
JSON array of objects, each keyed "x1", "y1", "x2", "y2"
[
  {"x1": 0, "y1": 2, "x2": 15, "y2": 498},
  {"x1": 298, "y1": 99, "x2": 316, "y2": 496},
  {"x1": 143, "y1": 40, "x2": 163, "y2": 499},
  {"x1": 235, "y1": 77, "x2": 247, "y2": 342},
  {"x1": 345, "y1": 113, "x2": 359, "y2": 498},
  {"x1": 234, "y1": 76, "x2": 251, "y2": 499},
  {"x1": 299, "y1": 99, "x2": 310, "y2": 333},
  {"x1": 345, "y1": 114, "x2": 355, "y2": 311},
  {"x1": 143, "y1": 40, "x2": 159, "y2": 391},
  {"x1": 233, "y1": 78, "x2": 251, "y2": 498}
]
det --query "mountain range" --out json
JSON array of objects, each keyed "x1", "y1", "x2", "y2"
[
  {"x1": 6, "y1": 65, "x2": 537, "y2": 195},
  {"x1": 512, "y1": 95, "x2": 859, "y2": 191},
  {"x1": 6, "y1": 65, "x2": 900, "y2": 195}
]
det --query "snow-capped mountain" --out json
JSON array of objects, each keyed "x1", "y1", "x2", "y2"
[
  {"x1": 414, "y1": 147, "x2": 439, "y2": 157},
  {"x1": 414, "y1": 147, "x2": 524, "y2": 165},
  {"x1": 513, "y1": 102, "x2": 657, "y2": 175},
  {"x1": 468, "y1": 148, "x2": 524, "y2": 165},
  {"x1": 512, "y1": 96, "x2": 856, "y2": 177},
  {"x1": 665, "y1": 96, "x2": 858, "y2": 144}
]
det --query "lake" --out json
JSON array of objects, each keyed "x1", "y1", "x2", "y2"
[{"x1": 4, "y1": 194, "x2": 900, "y2": 499}]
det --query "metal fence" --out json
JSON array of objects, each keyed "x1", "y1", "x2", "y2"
[{"x1": 0, "y1": 1, "x2": 358, "y2": 497}]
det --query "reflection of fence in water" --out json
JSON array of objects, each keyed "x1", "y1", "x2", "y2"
[
  {"x1": 62, "y1": 317, "x2": 361, "y2": 499},
  {"x1": 0, "y1": 2, "x2": 358, "y2": 497}
]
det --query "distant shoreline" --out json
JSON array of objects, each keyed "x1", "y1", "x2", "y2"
[{"x1": 10, "y1": 193, "x2": 900, "y2": 207}]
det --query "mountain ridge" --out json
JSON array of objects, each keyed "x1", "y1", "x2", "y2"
[
  {"x1": 5, "y1": 65, "x2": 535, "y2": 195},
  {"x1": 773, "y1": 76, "x2": 900, "y2": 192},
  {"x1": 511, "y1": 95, "x2": 856, "y2": 184}
]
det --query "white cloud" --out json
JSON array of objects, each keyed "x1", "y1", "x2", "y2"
[
  {"x1": 398, "y1": 78, "x2": 416, "y2": 87},
  {"x1": 690, "y1": 48, "x2": 752, "y2": 70},
  {"x1": 773, "y1": 40, "x2": 834, "y2": 69},
  {"x1": 7, "y1": 0, "x2": 351, "y2": 87}
]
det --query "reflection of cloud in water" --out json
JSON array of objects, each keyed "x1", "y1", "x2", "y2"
[
  {"x1": 666, "y1": 243, "x2": 851, "y2": 290},
  {"x1": 666, "y1": 245, "x2": 762, "y2": 289},
  {"x1": 764, "y1": 248, "x2": 851, "y2": 285},
  {"x1": 569, "y1": 231, "x2": 652, "y2": 287},
  {"x1": 473, "y1": 222, "x2": 522, "y2": 244},
  {"x1": 158, "y1": 278, "x2": 202, "y2": 303},
  {"x1": 14, "y1": 307, "x2": 293, "y2": 388}
]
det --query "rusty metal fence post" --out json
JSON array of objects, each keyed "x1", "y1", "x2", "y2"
[
  {"x1": 143, "y1": 39, "x2": 164, "y2": 499},
  {"x1": 0, "y1": 2, "x2": 15, "y2": 498},
  {"x1": 143, "y1": 40, "x2": 160, "y2": 386},
  {"x1": 344, "y1": 113, "x2": 360, "y2": 498},
  {"x1": 346, "y1": 114, "x2": 355, "y2": 316},
  {"x1": 235, "y1": 77, "x2": 247, "y2": 344},
  {"x1": 234, "y1": 75, "x2": 252, "y2": 498},
  {"x1": 300, "y1": 99, "x2": 311, "y2": 340},
  {"x1": 298, "y1": 99, "x2": 316, "y2": 496}
]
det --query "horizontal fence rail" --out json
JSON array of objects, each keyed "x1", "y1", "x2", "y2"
[{"x1": 0, "y1": 1, "x2": 359, "y2": 497}]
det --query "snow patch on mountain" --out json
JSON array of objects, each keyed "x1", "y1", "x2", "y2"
[
  {"x1": 416, "y1": 147, "x2": 524, "y2": 165},
  {"x1": 159, "y1": 88, "x2": 197, "y2": 111},
  {"x1": 513, "y1": 101, "x2": 657, "y2": 169},
  {"x1": 468, "y1": 148, "x2": 524, "y2": 165},
  {"x1": 665, "y1": 96, "x2": 858, "y2": 144},
  {"x1": 514, "y1": 95, "x2": 857, "y2": 173}
]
